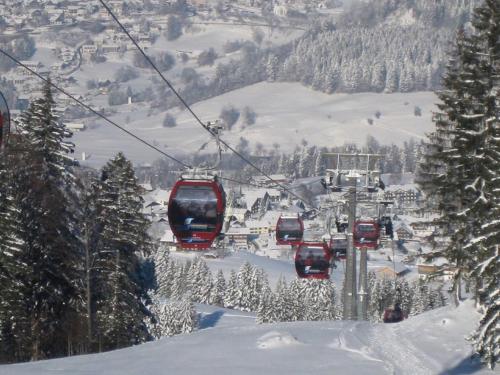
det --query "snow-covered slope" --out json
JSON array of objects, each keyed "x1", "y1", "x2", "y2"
[
  {"x1": 72, "y1": 83, "x2": 437, "y2": 167},
  {"x1": 2, "y1": 300, "x2": 486, "y2": 375}
]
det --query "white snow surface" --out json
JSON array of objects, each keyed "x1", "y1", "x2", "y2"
[
  {"x1": 73, "y1": 83, "x2": 437, "y2": 167},
  {"x1": 2, "y1": 300, "x2": 487, "y2": 375}
]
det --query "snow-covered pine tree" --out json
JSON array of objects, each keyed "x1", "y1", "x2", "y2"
[
  {"x1": 224, "y1": 270, "x2": 239, "y2": 309},
  {"x1": 170, "y1": 262, "x2": 187, "y2": 300},
  {"x1": 235, "y1": 262, "x2": 253, "y2": 311},
  {"x1": 288, "y1": 279, "x2": 307, "y2": 321},
  {"x1": 256, "y1": 290, "x2": 276, "y2": 324},
  {"x1": 93, "y1": 152, "x2": 153, "y2": 351},
  {"x1": 199, "y1": 271, "x2": 213, "y2": 305},
  {"x1": 210, "y1": 270, "x2": 226, "y2": 306},
  {"x1": 410, "y1": 281, "x2": 430, "y2": 316},
  {"x1": 273, "y1": 275, "x2": 289, "y2": 322},
  {"x1": 164, "y1": 258, "x2": 177, "y2": 298},
  {"x1": 187, "y1": 256, "x2": 203, "y2": 302},
  {"x1": 368, "y1": 278, "x2": 383, "y2": 321},
  {"x1": 247, "y1": 267, "x2": 265, "y2": 312},
  {"x1": 397, "y1": 279, "x2": 414, "y2": 316},
  {"x1": 305, "y1": 280, "x2": 338, "y2": 321},
  {"x1": 10, "y1": 80, "x2": 83, "y2": 360},
  {"x1": 461, "y1": 1, "x2": 500, "y2": 368},
  {"x1": 177, "y1": 295, "x2": 198, "y2": 334},
  {"x1": 417, "y1": 27, "x2": 482, "y2": 305},
  {"x1": 146, "y1": 293, "x2": 163, "y2": 340},
  {"x1": 0, "y1": 135, "x2": 32, "y2": 363},
  {"x1": 154, "y1": 248, "x2": 171, "y2": 297},
  {"x1": 418, "y1": 1, "x2": 499, "y2": 366}
]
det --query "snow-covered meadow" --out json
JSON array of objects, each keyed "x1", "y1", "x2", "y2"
[
  {"x1": 2, "y1": 296, "x2": 487, "y2": 375},
  {"x1": 72, "y1": 83, "x2": 437, "y2": 167}
]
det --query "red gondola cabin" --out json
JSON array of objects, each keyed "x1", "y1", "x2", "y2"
[
  {"x1": 330, "y1": 234, "x2": 348, "y2": 259},
  {"x1": 167, "y1": 178, "x2": 225, "y2": 250},
  {"x1": 294, "y1": 242, "x2": 331, "y2": 279},
  {"x1": 276, "y1": 215, "x2": 304, "y2": 245},
  {"x1": 353, "y1": 220, "x2": 380, "y2": 249}
]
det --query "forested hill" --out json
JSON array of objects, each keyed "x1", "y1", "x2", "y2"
[
  {"x1": 266, "y1": 0, "x2": 475, "y2": 94},
  {"x1": 203, "y1": 0, "x2": 475, "y2": 103}
]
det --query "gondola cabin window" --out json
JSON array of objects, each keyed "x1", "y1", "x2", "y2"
[
  {"x1": 295, "y1": 243, "x2": 331, "y2": 279},
  {"x1": 169, "y1": 185, "x2": 218, "y2": 232}
]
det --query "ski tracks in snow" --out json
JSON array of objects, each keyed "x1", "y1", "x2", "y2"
[
  {"x1": 331, "y1": 322, "x2": 441, "y2": 375},
  {"x1": 362, "y1": 323, "x2": 439, "y2": 375}
]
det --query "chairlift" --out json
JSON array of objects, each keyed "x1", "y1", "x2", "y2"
[
  {"x1": 294, "y1": 242, "x2": 331, "y2": 279},
  {"x1": 276, "y1": 215, "x2": 304, "y2": 245},
  {"x1": 167, "y1": 176, "x2": 226, "y2": 250}
]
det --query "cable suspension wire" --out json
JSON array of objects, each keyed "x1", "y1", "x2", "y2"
[
  {"x1": 0, "y1": 48, "x2": 191, "y2": 169},
  {"x1": 218, "y1": 176, "x2": 263, "y2": 189},
  {"x1": 98, "y1": 0, "x2": 315, "y2": 207},
  {"x1": 0, "y1": 50, "x2": 289, "y2": 193}
]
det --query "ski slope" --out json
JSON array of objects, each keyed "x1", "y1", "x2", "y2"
[{"x1": 2, "y1": 300, "x2": 487, "y2": 375}]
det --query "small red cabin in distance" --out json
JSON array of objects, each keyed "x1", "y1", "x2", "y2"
[
  {"x1": 294, "y1": 242, "x2": 331, "y2": 279},
  {"x1": 167, "y1": 179, "x2": 225, "y2": 250},
  {"x1": 330, "y1": 234, "x2": 348, "y2": 259},
  {"x1": 0, "y1": 91, "x2": 10, "y2": 148},
  {"x1": 276, "y1": 215, "x2": 304, "y2": 245},
  {"x1": 353, "y1": 220, "x2": 380, "y2": 249}
]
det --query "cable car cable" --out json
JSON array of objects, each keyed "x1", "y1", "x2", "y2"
[
  {"x1": 0, "y1": 50, "x2": 277, "y2": 194},
  {"x1": 98, "y1": 0, "x2": 315, "y2": 208},
  {"x1": 0, "y1": 47, "x2": 191, "y2": 169}
]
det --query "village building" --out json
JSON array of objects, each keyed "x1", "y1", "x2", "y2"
[
  {"x1": 372, "y1": 263, "x2": 410, "y2": 279},
  {"x1": 383, "y1": 184, "x2": 422, "y2": 207},
  {"x1": 252, "y1": 174, "x2": 289, "y2": 187},
  {"x1": 393, "y1": 221, "x2": 413, "y2": 240},
  {"x1": 81, "y1": 44, "x2": 98, "y2": 61}
]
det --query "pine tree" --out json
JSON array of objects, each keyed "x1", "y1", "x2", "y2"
[
  {"x1": 170, "y1": 263, "x2": 187, "y2": 300},
  {"x1": 7, "y1": 80, "x2": 83, "y2": 360},
  {"x1": 256, "y1": 290, "x2": 276, "y2": 324},
  {"x1": 0, "y1": 135, "x2": 32, "y2": 362},
  {"x1": 273, "y1": 275, "x2": 289, "y2": 322},
  {"x1": 235, "y1": 262, "x2": 253, "y2": 311},
  {"x1": 418, "y1": 28, "x2": 488, "y2": 304},
  {"x1": 460, "y1": 1, "x2": 500, "y2": 368},
  {"x1": 177, "y1": 296, "x2": 198, "y2": 334},
  {"x1": 288, "y1": 279, "x2": 306, "y2": 321},
  {"x1": 224, "y1": 270, "x2": 238, "y2": 309},
  {"x1": 199, "y1": 272, "x2": 213, "y2": 305},
  {"x1": 417, "y1": 1, "x2": 499, "y2": 366},
  {"x1": 94, "y1": 153, "x2": 153, "y2": 350},
  {"x1": 154, "y1": 248, "x2": 171, "y2": 297},
  {"x1": 210, "y1": 270, "x2": 226, "y2": 306}
]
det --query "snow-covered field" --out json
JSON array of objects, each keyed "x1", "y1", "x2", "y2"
[
  {"x1": 2, "y1": 300, "x2": 486, "y2": 375},
  {"x1": 73, "y1": 83, "x2": 437, "y2": 167}
]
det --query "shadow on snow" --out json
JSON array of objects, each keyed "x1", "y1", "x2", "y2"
[{"x1": 198, "y1": 310, "x2": 225, "y2": 329}]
